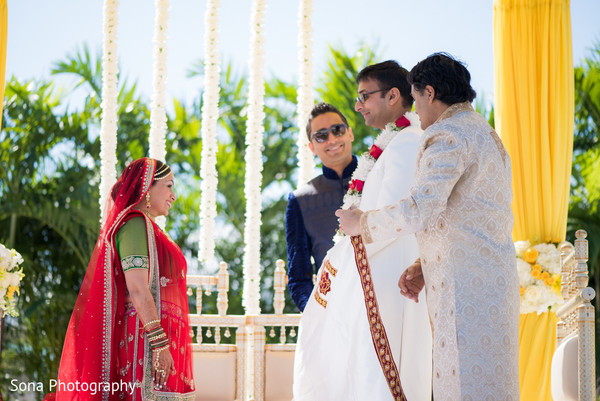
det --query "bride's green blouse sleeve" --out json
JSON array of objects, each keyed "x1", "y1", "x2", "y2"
[{"x1": 116, "y1": 216, "x2": 149, "y2": 272}]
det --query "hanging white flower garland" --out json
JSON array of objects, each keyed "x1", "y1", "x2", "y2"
[
  {"x1": 242, "y1": 0, "x2": 266, "y2": 316},
  {"x1": 198, "y1": 0, "x2": 222, "y2": 263},
  {"x1": 295, "y1": 0, "x2": 315, "y2": 186},
  {"x1": 148, "y1": 0, "x2": 170, "y2": 163},
  {"x1": 99, "y1": 0, "x2": 120, "y2": 226}
]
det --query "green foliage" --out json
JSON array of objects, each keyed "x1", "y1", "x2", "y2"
[
  {"x1": 568, "y1": 41, "x2": 600, "y2": 301},
  {"x1": 0, "y1": 78, "x2": 100, "y2": 397},
  {"x1": 573, "y1": 42, "x2": 600, "y2": 152},
  {"x1": 473, "y1": 97, "x2": 495, "y2": 128},
  {"x1": 51, "y1": 43, "x2": 103, "y2": 98},
  {"x1": 568, "y1": 148, "x2": 600, "y2": 298}
]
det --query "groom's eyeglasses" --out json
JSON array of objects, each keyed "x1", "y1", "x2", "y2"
[
  {"x1": 310, "y1": 124, "x2": 348, "y2": 143},
  {"x1": 355, "y1": 88, "x2": 392, "y2": 104}
]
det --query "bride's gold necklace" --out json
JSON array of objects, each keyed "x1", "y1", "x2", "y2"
[
  {"x1": 142, "y1": 210, "x2": 156, "y2": 222},
  {"x1": 142, "y1": 211, "x2": 177, "y2": 246}
]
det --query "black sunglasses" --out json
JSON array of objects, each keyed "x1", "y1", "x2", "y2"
[
  {"x1": 310, "y1": 124, "x2": 348, "y2": 143},
  {"x1": 355, "y1": 88, "x2": 392, "y2": 104}
]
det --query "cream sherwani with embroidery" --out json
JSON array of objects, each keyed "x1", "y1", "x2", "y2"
[
  {"x1": 361, "y1": 103, "x2": 519, "y2": 401},
  {"x1": 293, "y1": 112, "x2": 432, "y2": 401}
]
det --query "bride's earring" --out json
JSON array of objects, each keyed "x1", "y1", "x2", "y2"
[{"x1": 146, "y1": 193, "x2": 151, "y2": 209}]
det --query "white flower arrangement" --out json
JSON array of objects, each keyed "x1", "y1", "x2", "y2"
[
  {"x1": 515, "y1": 240, "x2": 563, "y2": 314},
  {"x1": 242, "y1": 0, "x2": 267, "y2": 316},
  {"x1": 198, "y1": 0, "x2": 222, "y2": 263},
  {"x1": 295, "y1": 0, "x2": 315, "y2": 187},
  {"x1": 99, "y1": 0, "x2": 120, "y2": 225},
  {"x1": 0, "y1": 244, "x2": 25, "y2": 317},
  {"x1": 148, "y1": 0, "x2": 170, "y2": 163}
]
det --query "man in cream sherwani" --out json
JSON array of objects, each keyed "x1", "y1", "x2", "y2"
[
  {"x1": 337, "y1": 53, "x2": 519, "y2": 401},
  {"x1": 293, "y1": 61, "x2": 432, "y2": 401}
]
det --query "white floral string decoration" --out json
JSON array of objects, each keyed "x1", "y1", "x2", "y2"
[
  {"x1": 198, "y1": 0, "x2": 222, "y2": 263},
  {"x1": 515, "y1": 240, "x2": 563, "y2": 314},
  {"x1": 242, "y1": 0, "x2": 266, "y2": 316},
  {"x1": 149, "y1": 0, "x2": 170, "y2": 163},
  {"x1": 148, "y1": 0, "x2": 170, "y2": 163},
  {"x1": 99, "y1": 0, "x2": 120, "y2": 225},
  {"x1": 295, "y1": 0, "x2": 315, "y2": 186},
  {"x1": 0, "y1": 243, "x2": 25, "y2": 317}
]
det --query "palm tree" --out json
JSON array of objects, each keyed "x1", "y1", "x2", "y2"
[{"x1": 0, "y1": 77, "x2": 100, "y2": 397}]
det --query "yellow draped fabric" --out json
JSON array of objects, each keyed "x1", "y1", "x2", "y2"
[
  {"x1": 0, "y1": 0, "x2": 6, "y2": 131},
  {"x1": 518, "y1": 312, "x2": 560, "y2": 400},
  {"x1": 494, "y1": 0, "x2": 574, "y2": 400}
]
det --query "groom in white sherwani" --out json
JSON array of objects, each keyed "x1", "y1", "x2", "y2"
[
  {"x1": 338, "y1": 53, "x2": 519, "y2": 401},
  {"x1": 293, "y1": 61, "x2": 432, "y2": 401}
]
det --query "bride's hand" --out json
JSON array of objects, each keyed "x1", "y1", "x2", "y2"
[{"x1": 153, "y1": 346, "x2": 174, "y2": 390}]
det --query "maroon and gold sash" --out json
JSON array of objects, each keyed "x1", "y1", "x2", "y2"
[{"x1": 351, "y1": 235, "x2": 407, "y2": 401}]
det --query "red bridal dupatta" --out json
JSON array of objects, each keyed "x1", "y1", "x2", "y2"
[{"x1": 55, "y1": 158, "x2": 194, "y2": 401}]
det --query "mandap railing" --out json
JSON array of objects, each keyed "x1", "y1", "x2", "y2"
[
  {"x1": 552, "y1": 230, "x2": 596, "y2": 401},
  {"x1": 187, "y1": 259, "x2": 301, "y2": 401}
]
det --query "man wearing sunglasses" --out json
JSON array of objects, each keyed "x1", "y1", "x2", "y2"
[
  {"x1": 285, "y1": 102, "x2": 357, "y2": 312},
  {"x1": 293, "y1": 63, "x2": 432, "y2": 401}
]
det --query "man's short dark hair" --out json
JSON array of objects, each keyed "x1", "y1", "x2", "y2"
[
  {"x1": 356, "y1": 60, "x2": 413, "y2": 109},
  {"x1": 408, "y1": 52, "x2": 476, "y2": 104},
  {"x1": 305, "y1": 102, "x2": 349, "y2": 140}
]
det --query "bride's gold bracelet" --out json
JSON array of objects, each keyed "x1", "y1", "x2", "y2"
[{"x1": 144, "y1": 319, "x2": 161, "y2": 331}]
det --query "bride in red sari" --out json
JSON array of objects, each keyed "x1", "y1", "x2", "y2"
[{"x1": 55, "y1": 158, "x2": 195, "y2": 400}]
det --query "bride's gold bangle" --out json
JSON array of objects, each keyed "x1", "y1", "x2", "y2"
[{"x1": 144, "y1": 319, "x2": 161, "y2": 331}]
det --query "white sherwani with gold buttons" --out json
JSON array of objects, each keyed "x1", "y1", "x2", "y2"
[
  {"x1": 293, "y1": 112, "x2": 433, "y2": 401},
  {"x1": 360, "y1": 103, "x2": 519, "y2": 401}
]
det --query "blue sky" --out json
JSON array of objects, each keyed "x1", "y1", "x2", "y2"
[{"x1": 6, "y1": 0, "x2": 600, "y2": 109}]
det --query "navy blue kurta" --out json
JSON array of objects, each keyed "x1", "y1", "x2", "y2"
[{"x1": 285, "y1": 156, "x2": 357, "y2": 311}]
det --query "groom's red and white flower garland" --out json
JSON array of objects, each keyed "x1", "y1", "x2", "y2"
[
  {"x1": 343, "y1": 114, "x2": 414, "y2": 208},
  {"x1": 335, "y1": 112, "x2": 417, "y2": 241}
]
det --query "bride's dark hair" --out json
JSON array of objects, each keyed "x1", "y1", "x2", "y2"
[{"x1": 110, "y1": 158, "x2": 171, "y2": 203}]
